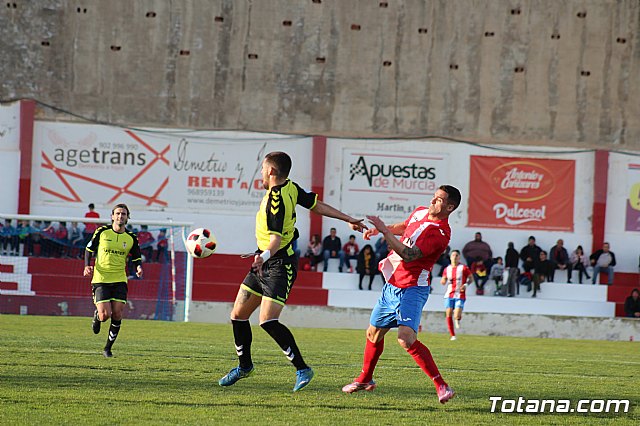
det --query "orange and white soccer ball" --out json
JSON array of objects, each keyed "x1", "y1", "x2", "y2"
[{"x1": 185, "y1": 228, "x2": 217, "y2": 258}]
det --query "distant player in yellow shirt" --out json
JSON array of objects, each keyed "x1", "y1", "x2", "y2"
[
  {"x1": 218, "y1": 151, "x2": 366, "y2": 391},
  {"x1": 84, "y1": 203, "x2": 143, "y2": 357}
]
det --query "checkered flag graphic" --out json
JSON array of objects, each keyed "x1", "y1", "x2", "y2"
[
  {"x1": 350, "y1": 163, "x2": 366, "y2": 176},
  {"x1": 349, "y1": 156, "x2": 368, "y2": 181}
]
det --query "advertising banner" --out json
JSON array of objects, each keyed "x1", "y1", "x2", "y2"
[
  {"x1": 32, "y1": 123, "x2": 310, "y2": 214},
  {"x1": 468, "y1": 156, "x2": 575, "y2": 231},
  {"x1": 625, "y1": 163, "x2": 640, "y2": 232},
  {"x1": 341, "y1": 149, "x2": 448, "y2": 222}
]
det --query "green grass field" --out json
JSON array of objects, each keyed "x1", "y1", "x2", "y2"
[{"x1": 0, "y1": 315, "x2": 637, "y2": 425}]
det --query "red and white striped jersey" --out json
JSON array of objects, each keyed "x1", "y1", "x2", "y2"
[
  {"x1": 443, "y1": 264, "x2": 471, "y2": 300},
  {"x1": 378, "y1": 207, "x2": 451, "y2": 289}
]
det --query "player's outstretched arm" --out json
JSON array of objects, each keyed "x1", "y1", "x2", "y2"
[
  {"x1": 311, "y1": 200, "x2": 366, "y2": 232},
  {"x1": 366, "y1": 215, "x2": 421, "y2": 262}
]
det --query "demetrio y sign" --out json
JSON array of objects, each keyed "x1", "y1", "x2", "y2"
[{"x1": 468, "y1": 156, "x2": 575, "y2": 231}]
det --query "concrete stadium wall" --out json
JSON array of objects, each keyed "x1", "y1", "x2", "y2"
[
  {"x1": 1, "y1": 1, "x2": 639, "y2": 150},
  {"x1": 187, "y1": 301, "x2": 640, "y2": 342}
]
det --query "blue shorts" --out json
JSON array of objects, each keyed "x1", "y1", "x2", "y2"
[
  {"x1": 370, "y1": 282, "x2": 430, "y2": 333},
  {"x1": 444, "y1": 298, "x2": 465, "y2": 310}
]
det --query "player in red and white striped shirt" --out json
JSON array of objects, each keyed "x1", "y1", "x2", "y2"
[
  {"x1": 342, "y1": 185, "x2": 462, "y2": 405},
  {"x1": 441, "y1": 250, "x2": 472, "y2": 340}
]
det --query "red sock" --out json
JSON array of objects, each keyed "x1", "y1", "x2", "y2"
[
  {"x1": 407, "y1": 340, "x2": 446, "y2": 387},
  {"x1": 446, "y1": 316, "x2": 455, "y2": 337},
  {"x1": 356, "y1": 338, "x2": 384, "y2": 383}
]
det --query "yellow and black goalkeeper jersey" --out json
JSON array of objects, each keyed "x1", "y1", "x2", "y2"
[
  {"x1": 86, "y1": 225, "x2": 141, "y2": 284},
  {"x1": 255, "y1": 179, "x2": 317, "y2": 255}
]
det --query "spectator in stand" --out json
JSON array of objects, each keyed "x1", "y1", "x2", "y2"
[
  {"x1": 343, "y1": 234, "x2": 360, "y2": 273},
  {"x1": 470, "y1": 256, "x2": 488, "y2": 295},
  {"x1": 520, "y1": 236, "x2": 542, "y2": 273},
  {"x1": 569, "y1": 245, "x2": 590, "y2": 284},
  {"x1": 374, "y1": 237, "x2": 389, "y2": 261},
  {"x1": 83, "y1": 203, "x2": 100, "y2": 245},
  {"x1": 53, "y1": 221, "x2": 69, "y2": 257},
  {"x1": 549, "y1": 239, "x2": 571, "y2": 282},
  {"x1": 504, "y1": 242, "x2": 520, "y2": 297},
  {"x1": 322, "y1": 227, "x2": 346, "y2": 272},
  {"x1": 155, "y1": 228, "x2": 169, "y2": 263},
  {"x1": 40, "y1": 221, "x2": 56, "y2": 257},
  {"x1": 137, "y1": 225, "x2": 155, "y2": 262},
  {"x1": 624, "y1": 288, "x2": 640, "y2": 318},
  {"x1": 292, "y1": 239, "x2": 301, "y2": 262},
  {"x1": 68, "y1": 222, "x2": 84, "y2": 258},
  {"x1": 1, "y1": 219, "x2": 18, "y2": 256},
  {"x1": 305, "y1": 234, "x2": 323, "y2": 271},
  {"x1": 356, "y1": 244, "x2": 377, "y2": 290},
  {"x1": 489, "y1": 256, "x2": 505, "y2": 296},
  {"x1": 590, "y1": 243, "x2": 616, "y2": 285},
  {"x1": 532, "y1": 250, "x2": 553, "y2": 298},
  {"x1": 30, "y1": 220, "x2": 43, "y2": 256},
  {"x1": 462, "y1": 232, "x2": 493, "y2": 268},
  {"x1": 17, "y1": 220, "x2": 32, "y2": 256},
  {"x1": 435, "y1": 245, "x2": 451, "y2": 277}
]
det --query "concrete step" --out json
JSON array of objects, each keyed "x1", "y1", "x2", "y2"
[
  {"x1": 327, "y1": 289, "x2": 615, "y2": 318},
  {"x1": 322, "y1": 272, "x2": 609, "y2": 302}
]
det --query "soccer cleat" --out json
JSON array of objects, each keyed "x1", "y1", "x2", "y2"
[
  {"x1": 218, "y1": 366, "x2": 254, "y2": 387},
  {"x1": 92, "y1": 310, "x2": 101, "y2": 334},
  {"x1": 103, "y1": 349, "x2": 113, "y2": 358},
  {"x1": 437, "y1": 384, "x2": 456, "y2": 404},
  {"x1": 450, "y1": 336, "x2": 457, "y2": 341},
  {"x1": 342, "y1": 379, "x2": 377, "y2": 394},
  {"x1": 454, "y1": 318, "x2": 460, "y2": 329},
  {"x1": 293, "y1": 367, "x2": 314, "y2": 392}
]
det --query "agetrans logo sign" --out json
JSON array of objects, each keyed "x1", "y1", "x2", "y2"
[{"x1": 468, "y1": 156, "x2": 575, "y2": 231}]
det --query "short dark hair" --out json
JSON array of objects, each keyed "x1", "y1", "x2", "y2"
[
  {"x1": 264, "y1": 152, "x2": 292, "y2": 179},
  {"x1": 451, "y1": 249, "x2": 460, "y2": 255},
  {"x1": 440, "y1": 185, "x2": 461, "y2": 211},
  {"x1": 112, "y1": 203, "x2": 130, "y2": 217},
  {"x1": 88, "y1": 203, "x2": 95, "y2": 209}
]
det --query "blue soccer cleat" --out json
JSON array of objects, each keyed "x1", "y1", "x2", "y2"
[
  {"x1": 293, "y1": 367, "x2": 314, "y2": 392},
  {"x1": 218, "y1": 366, "x2": 254, "y2": 387}
]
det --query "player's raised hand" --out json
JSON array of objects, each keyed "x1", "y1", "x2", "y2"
[
  {"x1": 362, "y1": 227, "x2": 379, "y2": 240},
  {"x1": 348, "y1": 219, "x2": 367, "y2": 233},
  {"x1": 366, "y1": 215, "x2": 389, "y2": 235}
]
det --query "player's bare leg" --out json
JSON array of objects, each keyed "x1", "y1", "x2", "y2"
[
  {"x1": 92, "y1": 301, "x2": 112, "y2": 334},
  {"x1": 454, "y1": 308, "x2": 462, "y2": 330}
]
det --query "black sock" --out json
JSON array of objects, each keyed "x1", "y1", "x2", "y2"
[
  {"x1": 104, "y1": 319, "x2": 121, "y2": 350},
  {"x1": 261, "y1": 320, "x2": 308, "y2": 370},
  {"x1": 232, "y1": 319, "x2": 253, "y2": 369}
]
